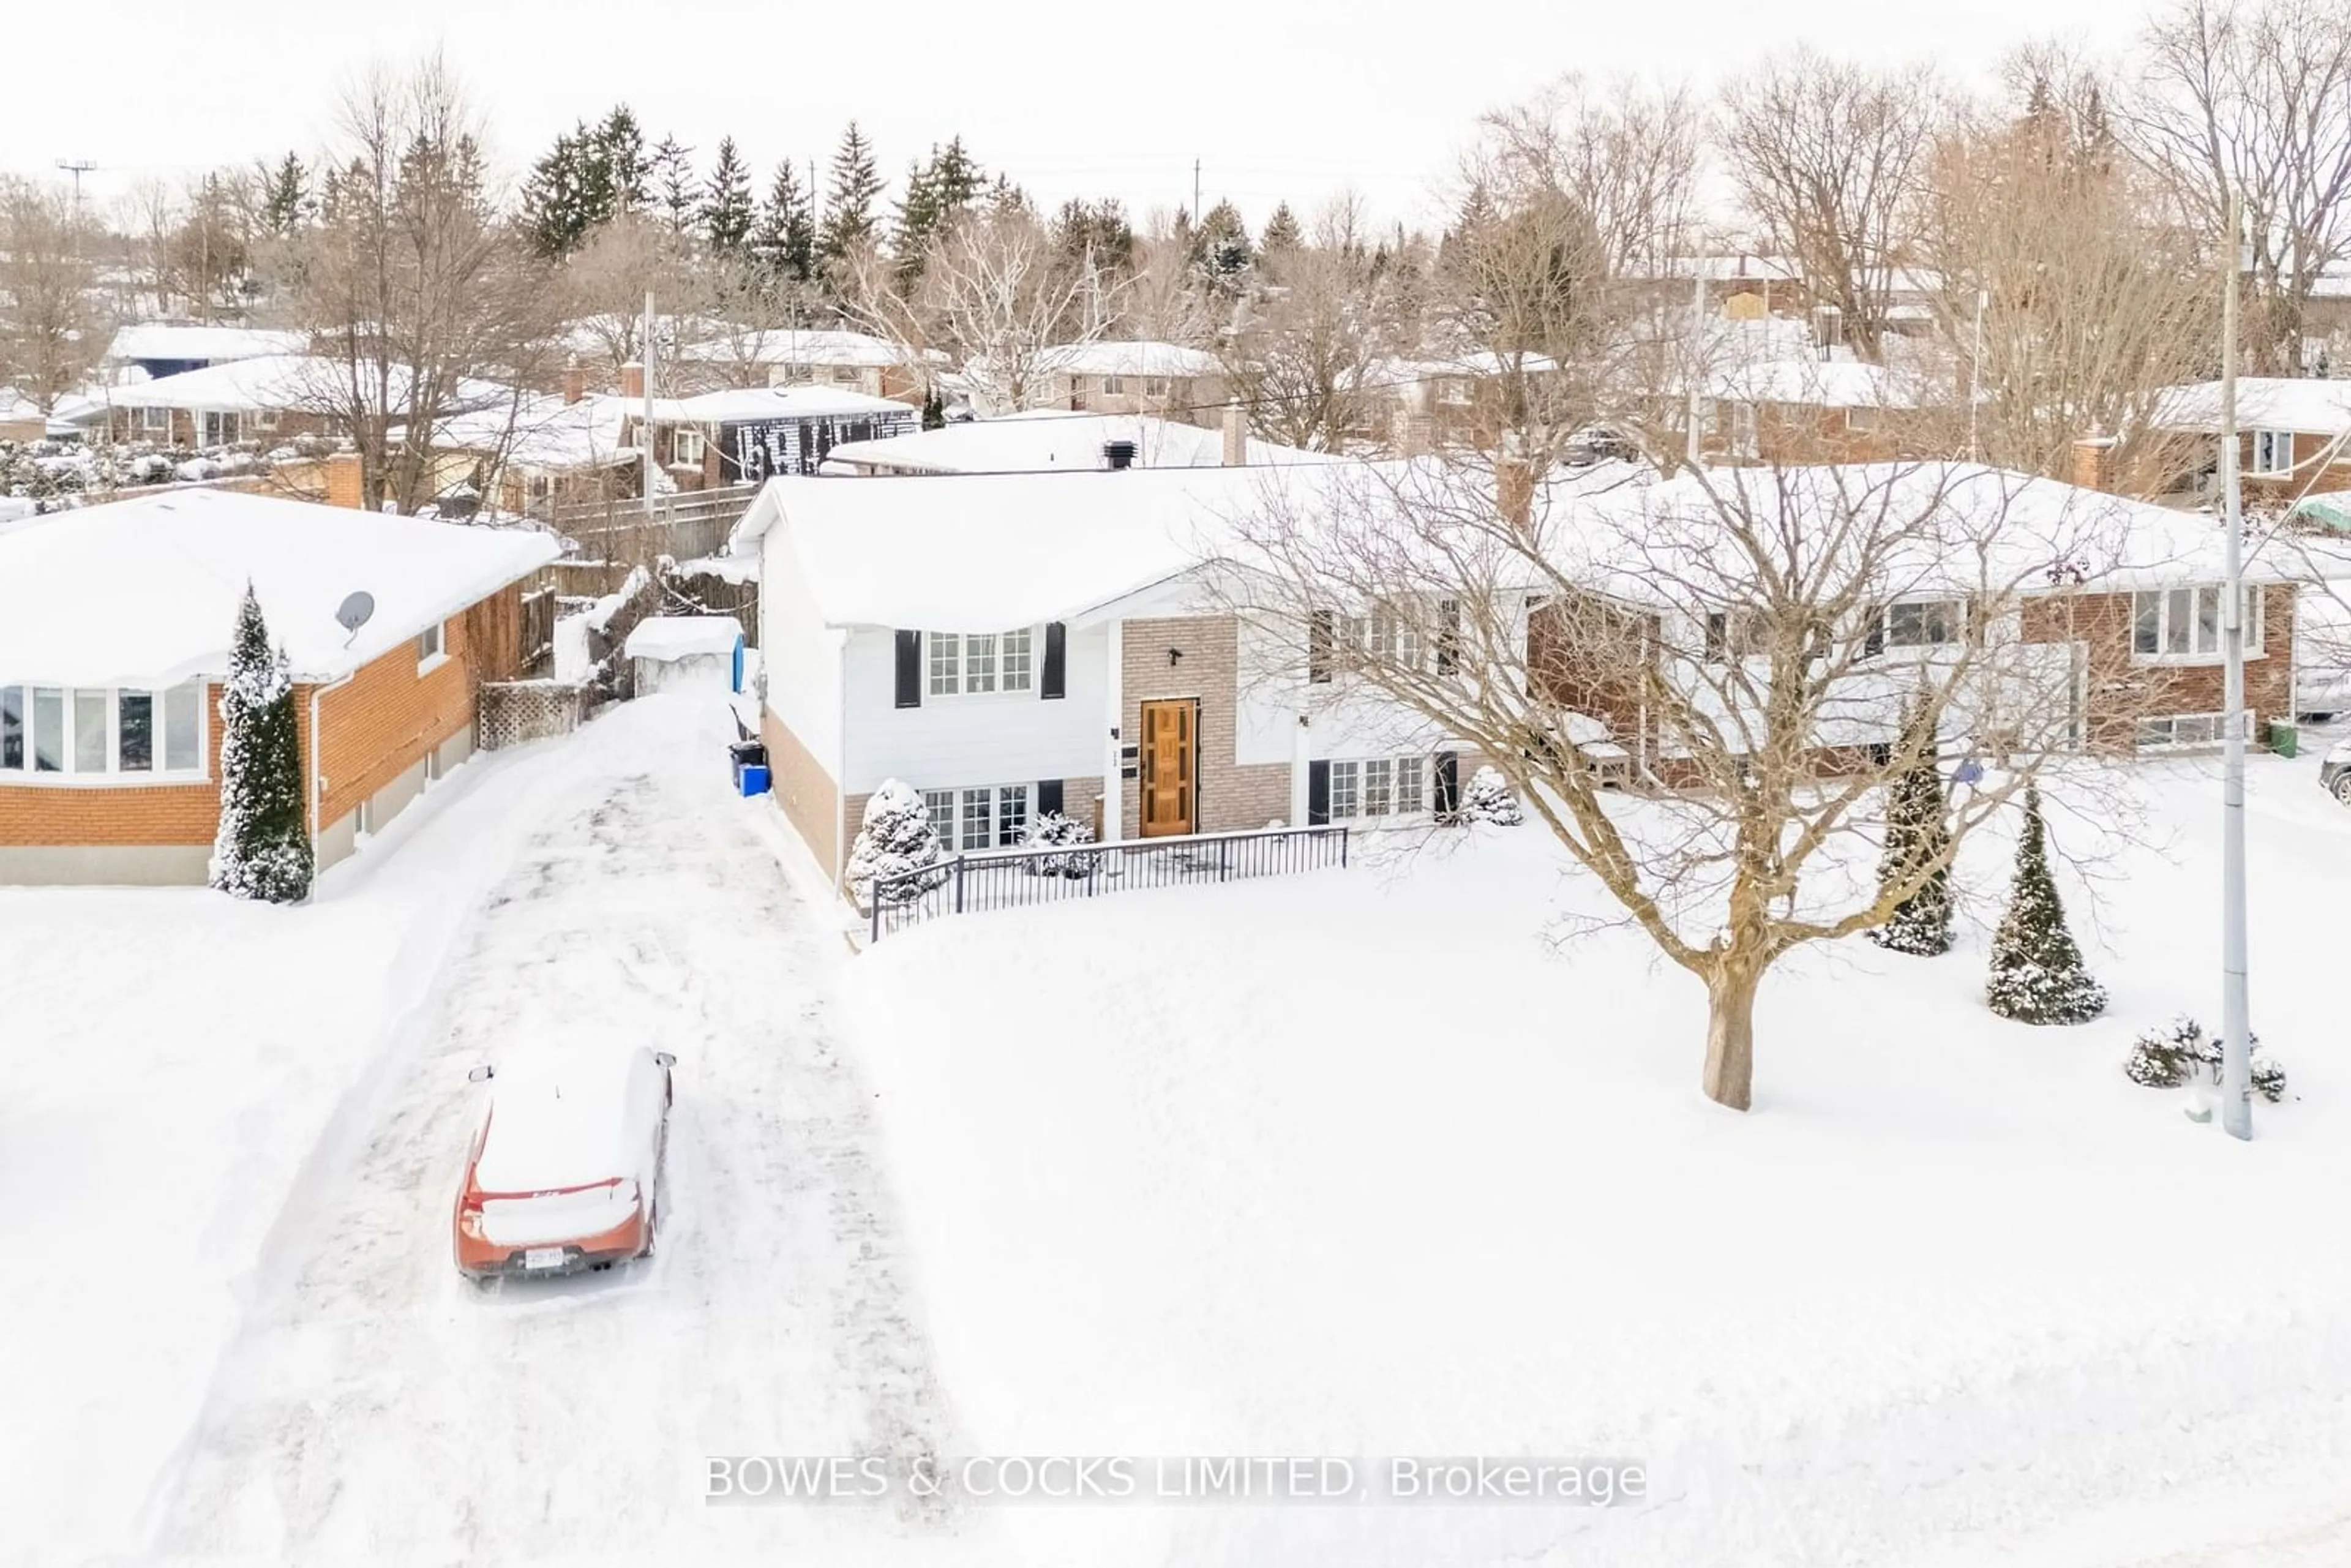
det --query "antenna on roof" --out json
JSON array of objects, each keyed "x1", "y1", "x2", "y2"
[{"x1": 335, "y1": 591, "x2": 376, "y2": 648}]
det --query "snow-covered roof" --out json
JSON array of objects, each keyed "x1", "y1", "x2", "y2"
[
  {"x1": 1039, "y1": 340, "x2": 1221, "y2": 380},
  {"x1": 654, "y1": 384, "x2": 917, "y2": 425},
  {"x1": 2153, "y1": 378, "x2": 2351, "y2": 438},
  {"x1": 0, "y1": 489, "x2": 560, "y2": 688},
  {"x1": 114, "y1": 355, "x2": 525, "y2": 423},
  {"x1": 673, "y1": 327, "x2": 924, "y2": 369},
  {"x1": 735, "y1": 456, "x2": 2336, "y2": 636},
  {"x1": 437, "y1": 393, "x2": 635, "y2": 472},
  {"x1": 1647, "y1": 254, "x2": 1804, "y2": 284},
  {"x1": 733, "y1": 465, "x2": 1356, "y2": 630},
  {"x1": 106, "y1": 324, "x2": 309, "y2": 366},
  {"x1": 624, "y1": 615, "x2": 743, "y2": 660},
  {"x1": 1707, "y1": 358, "x2": 1927, "y2": 410},
  {"x1": 822, "y1": 413, "x2": 1337, "y2": 475}
]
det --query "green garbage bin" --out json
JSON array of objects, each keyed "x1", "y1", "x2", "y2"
[{"x1": 2271, "y1": 720, "x2": 2298, "y2": 759}]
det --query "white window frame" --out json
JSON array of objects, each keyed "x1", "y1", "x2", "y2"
[
  {"x1": 1881, "y1": 598, "x2": 1963, "y2": 650},
  {"x1": 1143, "y1": 376, "x2": 1169, "y2": 397},
  {"x1": 140, "y1": 405, "x2": 170, "y2": 434},
  {"x1": 198, "y1": 409, "x2": 241, "y2": 448},
  {"x1": 418, "y1": 620, "x2": 448, "y2": 671},
  {"x1": 925, "y1": 628, "x2": 1037, "y2": 699},
  {"x1": 2137, "y1": 710, "x2": 2256, "y2": 751},
  {"x1": 0, "y1": 682, "x2": 208, "y2": 786},
  {"x1": 830, "y1": 365, "x2": 860, "y2": 384},
  {"x1": 1102, "y1": 374, "x2": 1125, "y2": 395},
  {"x1": 1325, "y1": 754, "x2": 1436, "y2": 822},
  {"x1": 2131, "y1": 585, "x2": 2263, "y2": 664},
  {"x1": 674, "y1": 427, "x2": 707, "y2": 468},
  {"x1": 254, "y1": 408, "x2": 281, "y2": 432},
  {"x1": 2251, "y1": 429, "x2": 2295, "y2": 478},
  {"x1": 924, "y1": 781, "x2": 1035, "y2": 851}
]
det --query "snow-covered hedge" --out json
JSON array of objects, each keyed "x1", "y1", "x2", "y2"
[
  {"x1": 847, "y1": 780, "x2": 947, "y2": 910},
  {"x1": 2123, "y1": 1015, "x2": 2289, "y2": 1102},
  {"x1": 1460, "y1": 765, "x2": 1523, "y2": 827}
]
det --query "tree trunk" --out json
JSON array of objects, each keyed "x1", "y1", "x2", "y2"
[{"x1": 1701, "y1": 961, "x2": 1761, "y2": 1111}]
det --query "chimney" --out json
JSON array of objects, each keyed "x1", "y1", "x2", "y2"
[
  {"x1": 2071, "y1": 433, "x2": 2118, "y2": 492},
  {"x1": 1102, "y1": 438, "x2": 1138, "y2": 470},
  {"x1": 561, "y1": 360, "x2": 587, "y2": 406},
  {"x1": 1221, "y1": 402, "x2": 1248, "y2": 466},
  {"x1": 620, "y1": 361, "x2": 645, "y2": 402},
  {"x1": 323, "y1": 451, "x2": 364, "y2": 511}
]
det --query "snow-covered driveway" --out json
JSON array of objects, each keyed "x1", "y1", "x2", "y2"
[{"x1": 133, "y1": 696, "x2": 967, "y2": 1565}]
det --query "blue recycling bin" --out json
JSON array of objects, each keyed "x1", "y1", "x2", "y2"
[{"x1": 739, "y1": 763, "x2": 771, "y2": 797}]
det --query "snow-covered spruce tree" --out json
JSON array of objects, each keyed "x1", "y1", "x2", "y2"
[
  {"x1": 209, "y1": 585, "x2": 313, "y2": 903},
  {"x1": 1868, "y1": 706, "x2": 1954, "y2": 956},
  {"x1": 1459, "y1": 765, "x2": 1524, "y2": 826},
  {"x1": 1985, "y1": 782, "x2": 2105, "y2": 1025},
  {"x1": 846, "y1": 779, "x2": 948, "y2": 910}
]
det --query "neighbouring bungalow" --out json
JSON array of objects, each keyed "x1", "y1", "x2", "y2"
[
  {"x1": 0, "y1": 489, "x2": 559, "y2": 885},
  {"x1": 1698, "y1": 357, "x2": 1936, "y2": 465},
  {"x1": 673, "y1": 327, "x2": 932, "y2": 403},
  {"x1": 1374, "y1": 351, "x2": 1564, "y2": 454},
  {"x1": 724, "y1": 456, "x2": 2328, "y2": 896},
  {"x1": 435, "y1": 380, "x2": 640, "y2": 519},
  {"x1": 623, "y1": 373, "x2": 921, "y2": 490},
  {"x1": 104, "y1": 323, "x2": 310, "y2": 383},
  {"x1": 1028, "y1": 340, "x2": 1226, "y2": 426},
  {"x1": 2151, "y1": 377, "x2": 2351, "y2": 511},
  {"x1": 821, "y1": 411, "x2": 1335, "y2": 476}
]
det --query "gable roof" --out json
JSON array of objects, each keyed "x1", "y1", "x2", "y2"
[
  {"x1": 1037, "y1": 340, "x2": 1221, "y2": 379},
  {"x1": 654, "y1": 384, "x2": 917, "y2": 425},
  {"x1": 0, "y1": 489, "x2": 561, "y2": 688}
]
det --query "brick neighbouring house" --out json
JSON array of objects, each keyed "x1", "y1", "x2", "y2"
[
  {"x1": 1521, "y1": 459, "x2": 2321, "y2": 779},
  {"x1": 623, "y1": 380, "x2": 922, "y2": 492},
  {"x1": 0, "y1": 489, "x2": 558, "y2": 885},
  {"x1": 727, "y1": 463, "x2": 1468, "y2": 897},
  {"x1": 2151, "y1": 377, "x2": 2351, "y2": 510}
]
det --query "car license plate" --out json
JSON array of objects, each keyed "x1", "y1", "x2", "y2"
[{"x1": 523, "y1": 1247, "x2": 566, "y2": 1270}]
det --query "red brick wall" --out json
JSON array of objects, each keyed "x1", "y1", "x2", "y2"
[{"x1": 2021, "y1": 585, "x2": 2295, "y2": 749}]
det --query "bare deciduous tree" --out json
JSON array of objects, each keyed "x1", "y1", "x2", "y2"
[
  {"x1": 0, "y1": 177, "x2": 108, "y2": 410},
  {"x1": 2126, "y1": 0, "x2": 2351, "y2": 373},
  {"x1": 1720, "y1": 50, "x2": 1942, "y2": 361},
  {"x1": 1228, "y1": 456, "x2": 2153, "y2": 1109},
  {"x1": 269, "y1": 53, "x2": 560, "y2": 512},
  {"x1": 1918, "y1": 59, "x2": 2222, "y2": 483},
  {"x1": 1220, "y1": 200, "x2": 1408, "y2": 452}
]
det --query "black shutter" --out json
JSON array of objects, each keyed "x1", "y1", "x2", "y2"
[
  {"x1": 1862, "y1": 606, "x2": 1885, "y2": 659},
  {"x1": 1037, "y1": 779, "x2": 1064, "y2": 817},
  {"x1": 1307, "y1": 760, "x2": 1331, "y2": 825},
  {"x1": 1308, "y1": 609, "x2": 1335, "y2": 683},
  {"x1": 894, "y1": 630, "x2": 923, "y2": 708},
  {"x1": 1705, "y1": 612, "x2": 1728, "y2": 663},
  {"x1": 1041, "y1": 621, "x2": 1067, "y2": 699},
  {"x1": 1434, "y1": 751, "x2": 1460, "y2": 820},
  {"x1": 1436, "y1": 598, "x2": 1460, "y2": 673}
]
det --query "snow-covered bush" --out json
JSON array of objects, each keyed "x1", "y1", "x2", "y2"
[
  {"x1": 1985, "y1": 784, "x2": 2106, "y2": 1025},
  {"x1": 847, "y1": 780, "x2": 947, "y2": 910},
  {"x1": 2123, "y1": 1015, "x2": 2289, "y2": 1101},
  {"x1": 208, "y1": 585, "x2": 314, "y2": 903},
  {"x1": 1460, "y1": 765, "x2": 1524, "y2": 826},
  {"x1": 1020, "y1": 811, "x2": 1098, "y2": 878},
  {"x1": 2123, "y1": 1016, "x2": 2204, "y2": 1088},
  {"x1": 2252, "y1": 1055, "x2": 2289, "y2": 1103}
]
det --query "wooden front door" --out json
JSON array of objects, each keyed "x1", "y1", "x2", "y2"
[{"x1": 1137, "y1": 699, "x2": 1197, "y2": 837}]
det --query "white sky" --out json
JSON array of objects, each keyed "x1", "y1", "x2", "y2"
[{"x1": 2, "y1": 0, "x2": 2143, "y2": 234}]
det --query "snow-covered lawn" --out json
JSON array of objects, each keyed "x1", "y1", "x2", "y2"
[
  {"x1": 1, "y1": 697, "x2": 994, "y2": 1567},
  {"x1": 851, "y1": 751, "x2": 2351, "y2": 1567}
]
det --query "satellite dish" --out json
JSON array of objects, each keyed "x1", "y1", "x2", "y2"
[{"x1": 335, "y1": 591, "x2": 376, "y2": 646}]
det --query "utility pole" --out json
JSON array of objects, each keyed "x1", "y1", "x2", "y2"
[
  {"x1": 1192, "y1": 159, "x2": 1201, "y2": 227},
  {"x1": 1684, "y1": 264, "x2": 1708, "y2": 468},
  {"x1": 55, "y1": 159, "x2": 95, "y2": 209},
  {"x1": 1968, "y1": 287, "x2": 1987, "y2": 462},
  {"x1": 2219, "y1": 189, "x2": 2253, "y2": 1142},
  {"x1": 642, "y1": 289, "x2": 659, "y2": 520}
]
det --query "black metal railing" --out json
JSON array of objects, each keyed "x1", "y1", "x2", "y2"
[{"x1": 866, "y1": 823, "x2": 1351, "y2": 942}]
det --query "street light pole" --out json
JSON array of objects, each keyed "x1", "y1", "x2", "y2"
[
  {"x1": 2219, "y1": 190, "x2": 2253, "y2": 1142},
  {"x1": 1968, "y1": 287, "x2": 1987, "y2": 462}
]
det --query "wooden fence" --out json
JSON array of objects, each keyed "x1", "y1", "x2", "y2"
[{"x1": 552, "y1": 484, "x2": 761, "y2": 565}]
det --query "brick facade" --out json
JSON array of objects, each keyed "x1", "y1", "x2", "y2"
[
  {"x1": 2022, "y1": 584, "x2": 2295, "y2": 749},
  {"x1": 1117, "y1": 615, "x2": 1291, "y2": 838},
  {"x1": 1, "y1": 588, "x2": 517, "y2": 884}
]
